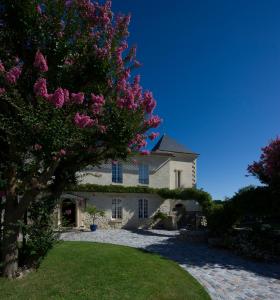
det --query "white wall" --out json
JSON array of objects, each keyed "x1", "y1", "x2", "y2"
[{"x1": 76, "y1": 153, "x2": 196, "y2": 189}]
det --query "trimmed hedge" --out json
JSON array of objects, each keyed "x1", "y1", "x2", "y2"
[{"x1": 66, "y1": 184, "x2": 213, "y2": 214}]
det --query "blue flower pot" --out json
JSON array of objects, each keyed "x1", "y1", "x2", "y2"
[{"x1": 90, "y1": 224, "x2": 98, "y2": 231}]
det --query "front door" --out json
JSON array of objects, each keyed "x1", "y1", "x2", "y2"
[{"x1": 61, "y1": 199, "x2": 76, "y2": 227}]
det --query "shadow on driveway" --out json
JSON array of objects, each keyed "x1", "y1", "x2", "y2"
[{"x1": 134, "y1": 230, "x2": 280, "y2": 281}]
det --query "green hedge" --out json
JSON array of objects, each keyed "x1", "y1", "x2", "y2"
[{"x1": 66, "y1": 184, "x2": 213, "y2": 214}]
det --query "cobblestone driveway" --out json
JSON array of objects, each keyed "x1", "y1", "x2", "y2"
[{"x1": 61, "y1": 229, "x2": 280, "y2": 300}]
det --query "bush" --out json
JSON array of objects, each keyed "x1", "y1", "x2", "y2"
[
  {"x1": 223, "y1": 226, "x2": 280, "y2": 261},
  {"x1": 19, "y1": 197, "x2": 59, "y2": 268},
  {"x1": 152, "y1": 210, "x2": 169, "y2": 221}
]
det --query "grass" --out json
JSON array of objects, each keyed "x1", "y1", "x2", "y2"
[{"x1": 0, "y1": 242, "x2": 210, "y2": 300}]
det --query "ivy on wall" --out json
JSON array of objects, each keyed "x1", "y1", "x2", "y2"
[{"x1": 66, "y1": 184, "x2": 213, "y2": 214}]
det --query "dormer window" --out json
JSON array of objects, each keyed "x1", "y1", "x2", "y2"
[
  {"x1": 175, "y1": 170, "x2": 182, "y2": 188},
  {"x1": 112, "y1": 162, "x2": 123, "y2": 183},
  {"x1": 139, "y1": 163, "x2": 149, "y2": 184}
]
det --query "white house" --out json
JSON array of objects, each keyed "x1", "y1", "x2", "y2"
[{"x1": 56, "y1": 135, "x2": 202, "y2": 229}]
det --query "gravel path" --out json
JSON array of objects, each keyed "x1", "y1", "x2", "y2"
[{"x1": 61, "y1": 229, "x2": 280, "y2": 300}]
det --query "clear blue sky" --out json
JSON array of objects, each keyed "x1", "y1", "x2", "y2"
[{"x1": 112, "y1": 0, "x2": 280, "y2": 200}]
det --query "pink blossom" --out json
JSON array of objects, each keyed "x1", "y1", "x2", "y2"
[
  {"x1": 0, "y1": 88, "x2": 6, "y2": 96},
  {"x1": 143, "y1": 91, "x2": 156, "y2": 113},
  {"x1": 149, "y1": 132, "x2": 159, "y2": 140},
  {"x1": 145, "y1": 115, "x2": 161, "y2": 128},
  {"x1": 59, "y1": 149, "x2": 66, "y2": 156},
  {"x1": 63, "y1": 89, "x2": 70, "y2": 103},
  {"x1": 52, "y1": 88, "x2": 65, "y2": 108},
  {"x1": 5, "y1": 66, "x2": 22, "y2": 84},
  {"x1": 129, "y1": 134, "x2": 147, "y2": 150},
  {"x1": 99, "y1": 125, "x2": 107, "y2": 133},
  {"x1": 74, "y1": 112, "x2": 95, "y2": 128},
  {"x1": 64, "y1": 58, "x2": 74, "y2": 65},
  {"x1": 34, "y1": 144, "x2": 42, "y2": 151},
  {"x1": 34, "y1": 78, "x2": 48, "y2": 98},
  {"x1": 34, "y1": 50, "x2": 48, "y2": 72},
  {"x1": 71, "y1": 92, "x2": 85, "y2": 104},
  {"x1": 140, "y1": 150, "x2": 150, "y2": 155},
  {"x1": 91, "y1": 93, "x2": 105, "y2": 114},
  {"x1": 0, "y1": 62, "x2": 5, "y2": 73}
]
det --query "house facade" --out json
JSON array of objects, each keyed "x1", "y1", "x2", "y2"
[{"x1": 56, "y1": 135, "x2": 202, "y2": 230}]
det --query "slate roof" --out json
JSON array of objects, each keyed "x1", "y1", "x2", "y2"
[{"x1": 151, "y1": 134, "x2": 197, "y2": 155}]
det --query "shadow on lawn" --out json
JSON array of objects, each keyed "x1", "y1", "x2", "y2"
[{"x1": 136, "y1": 232, "x2": 280, "y2": 281}]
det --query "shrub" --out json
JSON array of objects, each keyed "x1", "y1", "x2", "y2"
[{"x1": 152, "y1": 210, "x2": 169, "y2": 222}]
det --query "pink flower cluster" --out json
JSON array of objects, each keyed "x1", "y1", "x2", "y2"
[
  {"x1": 34, "y1": 144, "x2": 43, "y2": 151},
  {"x1": 50, "y1": 88, "x2": 66, "y2": 108},
  {"x1": 0, "y1": 62, "x2": 5, "y2": 73},
  {"x1": 129, "y1": 134, "x2": 147, "y2": 150},
  {"x1": 143, "y1": 91, "x2": 156, "y2": 114},
  {"x1": 0, "y1": 88, "x2": 6, "y2": 96},
  {"x1": 91, "y1": 94, "x2": 105, "y2": 114},
  {"x1": 248, "y1": 137, "x2": 280, "y2": 186},
  {"x1": 145, "y1": 115, "x2": 161, "y2": 128},
  {"x1": 149, "y1": 132, "x2": 159, "y2": 140},
  {"x1": 34, "y1": 78, "x2": 48, "y2": 98},
  {"x1": 74, "y1": 112, "x2": 95, "y2": 128},
  {"x1": 34, "y1": 78, "x2": 70, "y2": 108},
  {"x1": 71, "y1": 92, "x2": 85, "y2": 104},
  {"x1": 5, "y1": 66, "x2": 22, "y2": 85},
  {"x1": 34, "y1": 50, "x2": 48, "y2": 72}
]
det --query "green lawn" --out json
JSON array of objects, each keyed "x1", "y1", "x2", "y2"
[{"x1": 0, "y1": 242, "x2": 210, "y2": 300}]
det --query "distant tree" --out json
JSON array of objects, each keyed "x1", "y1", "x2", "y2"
[
  {"x1": 248, "y1": 137, "x2": 280, "y2": 191},
  {"x1": 0, "y1": 0, "x2": 160, "y2": 278}
]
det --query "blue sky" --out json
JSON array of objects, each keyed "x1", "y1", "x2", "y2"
[{"x1": 112, "y1": 0, "x2": 280, "y2": 200}]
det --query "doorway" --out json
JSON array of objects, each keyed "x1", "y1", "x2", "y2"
[{"x1": 61, "y1": 199, "x2": 76, "y2": 227}]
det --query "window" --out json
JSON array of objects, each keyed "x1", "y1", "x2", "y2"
[
  {"x1": 112, "y1": 162, "x2": 123, "y2": 183},
  {"x1": 175, "y1": 170, "x2": 182, "y2": 188},
  {"x1": 112, "y1": 199, "x2": 122, "y2": 219},
  {"x1": 138, "y1": 199, "x2": 148, "y2": 218},
  {"x1": 139, "y1": 164, "x2": 149, "y2": 184}
]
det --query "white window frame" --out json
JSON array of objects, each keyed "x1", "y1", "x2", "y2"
[
  {"x1": 112, "y1": 162, "x2": 123, "y2": 183},
  {"x1": 112, "y1": 198, "x2": 122, "y2": 219},
  {"x1": 139, "y1": 163, "x2": 149, "y2": 185},
  {"x1": 138, "y1": 199, "x2": 148, "y2": 219}
]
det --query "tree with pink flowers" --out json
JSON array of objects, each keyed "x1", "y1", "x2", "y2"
[
  {"x1": 248, "y1": 137, "x2": 280, "y2": 190},
  {"x1": 0, "y1": 0, "x2": 160, "y2": 278}
]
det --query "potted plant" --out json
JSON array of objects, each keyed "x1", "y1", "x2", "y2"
[{"x1": 85, "y1": 205, "x2": 105, "y2": 231}]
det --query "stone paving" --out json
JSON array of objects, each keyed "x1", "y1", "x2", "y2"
[{"x1": 60, "y1": 229, "x2": 280, "y2": 300}]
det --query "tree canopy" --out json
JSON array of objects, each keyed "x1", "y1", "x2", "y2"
[{"x1": 0, "y1": 0, "x2": 160, "y2": 278}]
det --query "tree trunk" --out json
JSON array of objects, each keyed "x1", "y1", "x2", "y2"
[
  {"x1": 1, "y1": 195, "x2": 20, "y2": 278},
  {"x1": 1, "y1": 223, "x2": 19, "y2": 278}
]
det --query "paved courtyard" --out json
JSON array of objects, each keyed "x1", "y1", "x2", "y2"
[{"x1": 61, "y1": 229, "x2": 280, "y2": 300}]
